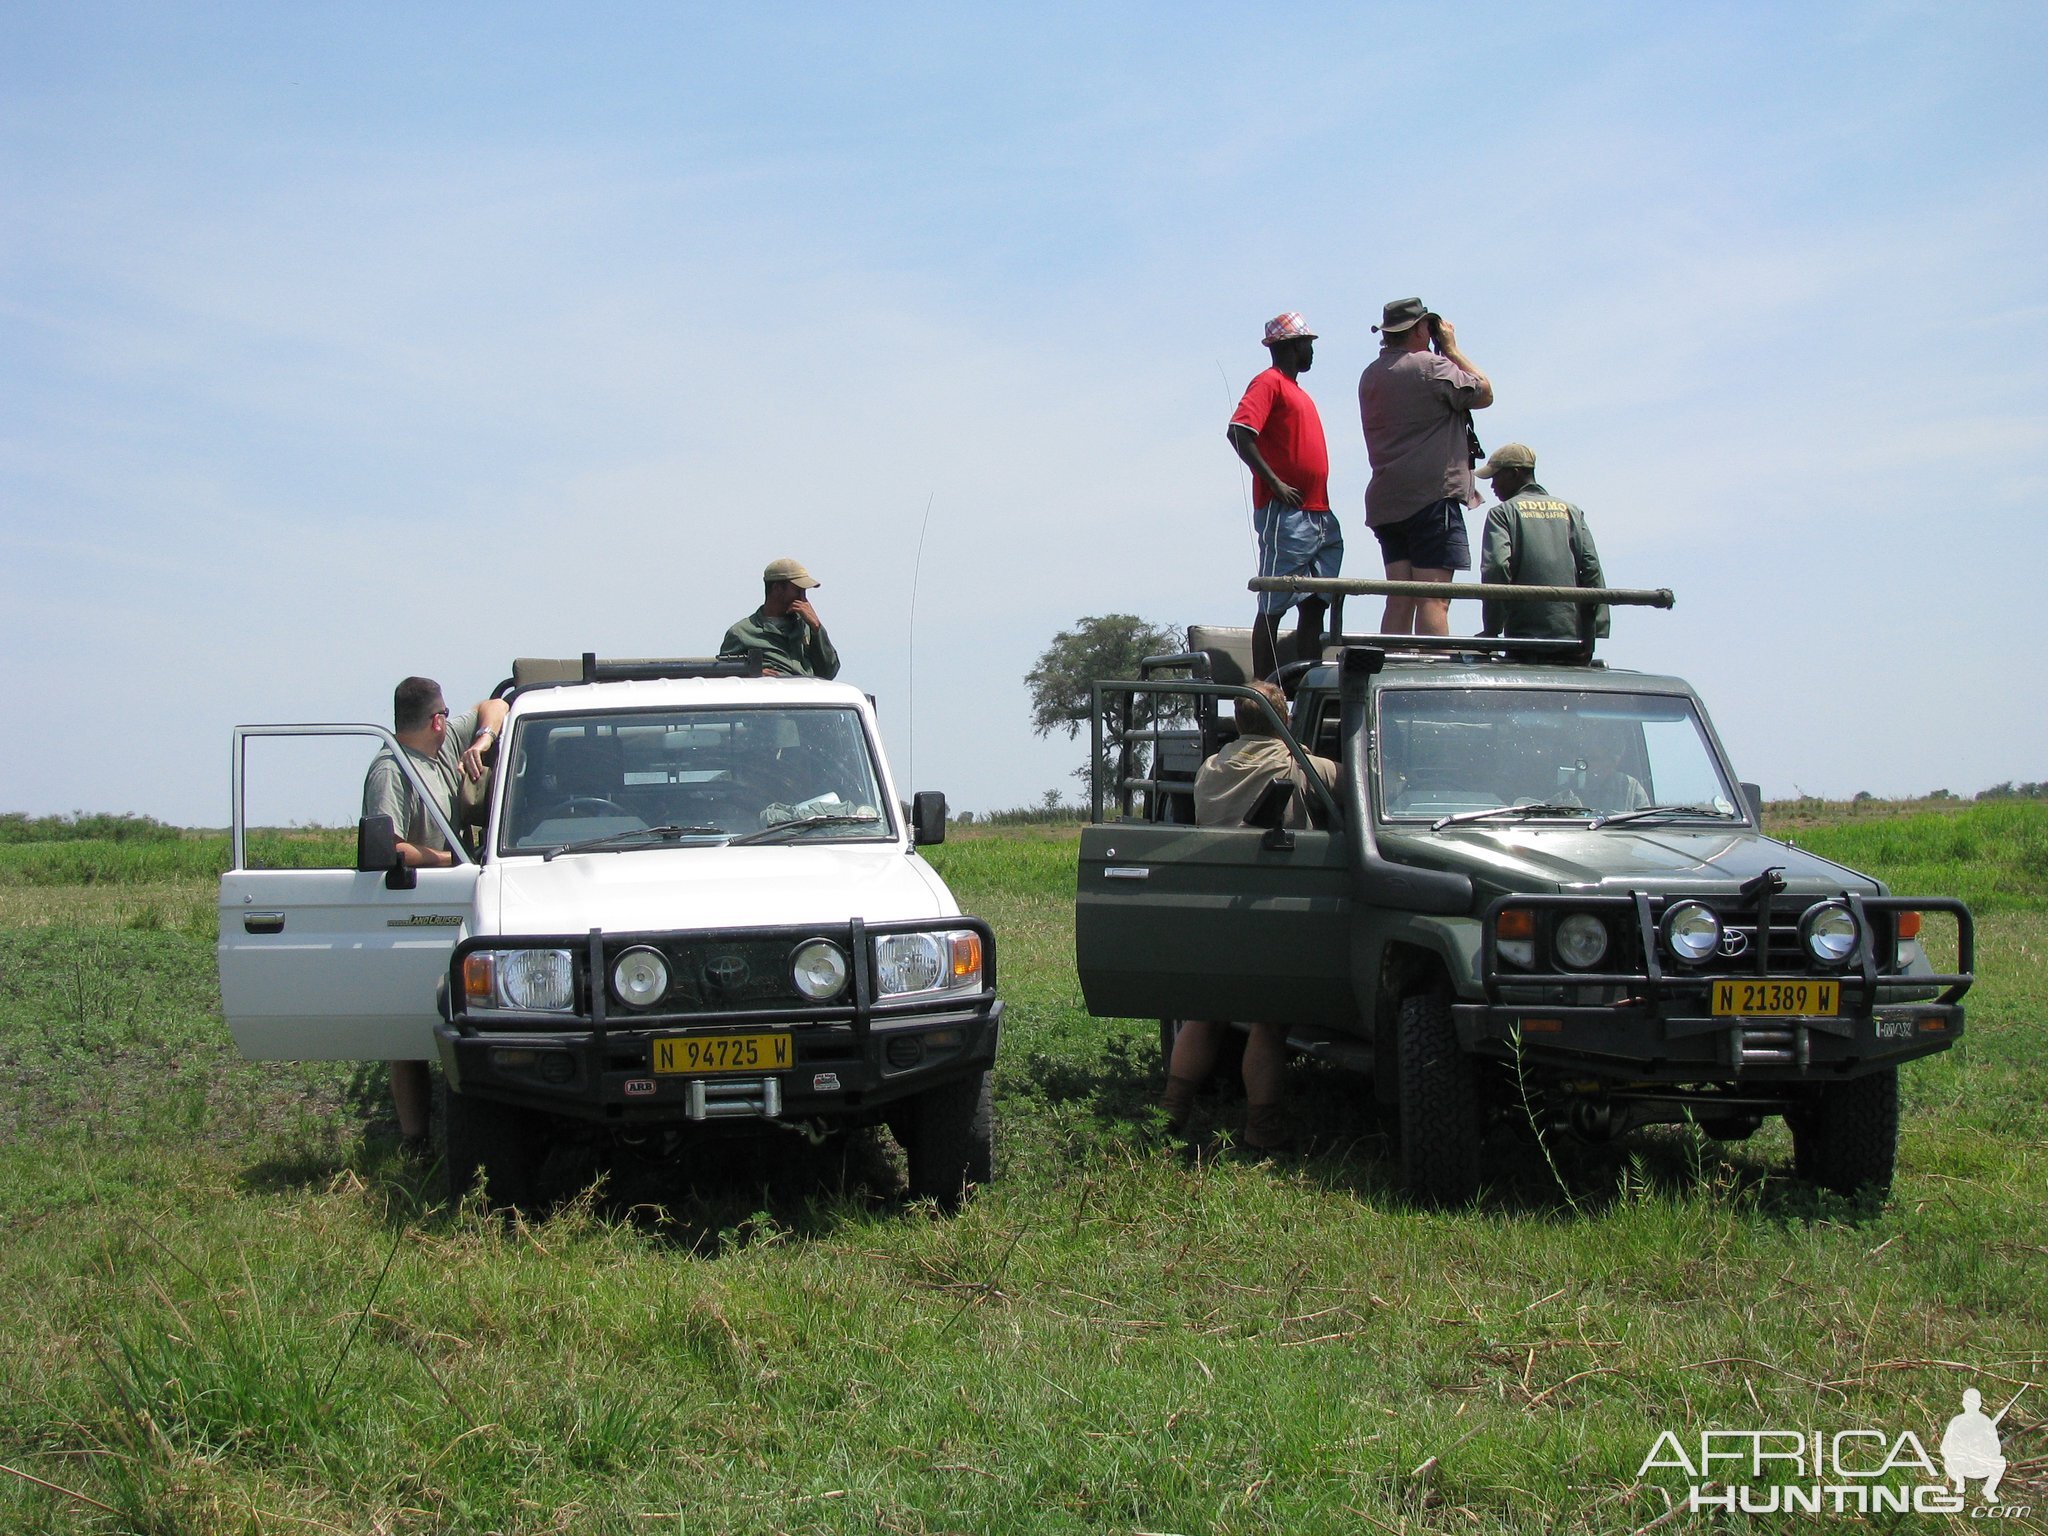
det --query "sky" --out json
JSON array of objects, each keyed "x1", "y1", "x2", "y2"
[{"x1": 3, "y1": 1, "x2": 2044, "y2": 826}]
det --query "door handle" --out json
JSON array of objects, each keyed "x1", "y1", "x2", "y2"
[
  {"x1": 1103, "y1": 867, "x2": 1150, "y2": 880},
  {"x1": 243, "y1": 912, "x2": 285, "y2": 934}
]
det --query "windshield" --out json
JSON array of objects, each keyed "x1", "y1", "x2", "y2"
[
  {"x1": 497, "y1": 705, "x2": 893, "y2": 855},
  {"x1": 1375, "y1": 687, "x2": 1740, "y2": 824}
]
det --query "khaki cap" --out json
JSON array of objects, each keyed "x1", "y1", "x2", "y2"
[
  {"x1": 1475, "y1": 442, "x2": 1537, "y2": 479},
  {"x1": 762, "y1": 557, "x2": 820, "y2": 589}
]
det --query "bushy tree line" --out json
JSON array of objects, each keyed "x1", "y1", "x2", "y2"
[{"x1": 0, "y1": 812, "x2": 179, "y2": 844}]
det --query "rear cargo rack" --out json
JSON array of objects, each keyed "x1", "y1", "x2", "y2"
[{"x1": 500, "y1": 652, "x2": 763, "y2": 697}]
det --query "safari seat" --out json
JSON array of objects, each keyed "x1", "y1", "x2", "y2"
[{"x1": 1186, "y1": 625, "x2": 1292, "y2": 687}]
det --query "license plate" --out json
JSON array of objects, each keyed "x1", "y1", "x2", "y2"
[
  {"x1": 1710, "y1": 979, "x2": 1840, "y2": 1017},
  {"x1": 652, "y1": 1032, "x2": 792, "y2": 1075}
]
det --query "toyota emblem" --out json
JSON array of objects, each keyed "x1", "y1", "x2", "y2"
[
  {"x1": 703, "y1": 952, "x2": 750, "y2": 993},
  {"x1": 1718, "y1": 928, "x2": 1749, "y2": 958}
]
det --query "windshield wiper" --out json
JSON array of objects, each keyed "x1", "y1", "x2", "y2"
[
  {"x1": 543, "y1": 824, "x2": 728, "y2": 861},
  {"x1": 1430, "y1": 803, "x2": 1598, "y2": 832},
  {"x1": 1590, "y1": 803, "x2": 1739, "y2": 829},
  {"x1": 728, "y1": 813, "x2": 883, "y2": 846}
]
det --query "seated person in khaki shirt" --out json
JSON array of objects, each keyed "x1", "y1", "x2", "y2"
[{"x1": 1159, "y1": 680, "x2": 1337, "y2": 1153}]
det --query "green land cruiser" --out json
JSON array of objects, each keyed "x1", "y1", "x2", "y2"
[{"x1": 1074, "y1": 579, "x2": 1974, "y2": 1204}]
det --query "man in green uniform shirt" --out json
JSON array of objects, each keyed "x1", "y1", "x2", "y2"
[
  {"x1": 719, "y1": 557, "x2": 842, "y2": 679},
  {"x1": 1476, "y1": 443, "x2": 1608, "y2": 644}
]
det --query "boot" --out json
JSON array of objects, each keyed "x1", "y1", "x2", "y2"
[
  {"x1": 1244, "y1": 1100, "x2": 1295, "y2": 1154},
  {"x1": 1160, "y1": 1075, "x2": 1203, "y2": 1134}
]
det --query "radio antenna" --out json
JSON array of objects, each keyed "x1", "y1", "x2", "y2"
[{"x1": 905, "y1": 490, "x2": 936, "y2": 792}]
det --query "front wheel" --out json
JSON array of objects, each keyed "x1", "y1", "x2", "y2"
[
  {"x1": 444, "y1": 1088, "x2": 541, "y2": 1210},
  {"x1": 1788, "y1": 1070, "x2": 1898, "y2": 1197},
  {"x1": 897, "y1": 1070, "x2": 994, "y2": 1210},
  {"x1": 1395, "y1": 989, "x2": 1483, "y2": 1206}
]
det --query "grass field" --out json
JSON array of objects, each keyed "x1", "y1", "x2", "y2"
[{"x1": 0, "y1": 805, "x2": 2043, "y2": 1533}]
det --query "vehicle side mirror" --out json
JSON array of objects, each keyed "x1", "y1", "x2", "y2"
[
  {"x1": 911, "y1": 791, "x2": 948, "y2": 846},
  {"x1": 356, "y1": 814, "x2": 416, "y2": 890},
  {"x1": 1741, "y1": 782, "x2": 1764, "y2": 822},
  {"x1": 1244, "y1": 777, "x2": 1297, "y2": 850}
]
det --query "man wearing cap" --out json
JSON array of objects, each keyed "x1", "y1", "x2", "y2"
[
  {"x1": 1357, "y1": 299, "x2": 1494, "y2": 635},
  {"x1": 719, "y1": 558, "x2": 842, "y2": 679},
  {"x1": 1475, "y1": 443, "x2": 1609, "y2": 646},
  {"x1": 1228, "y1": 312, "x2": 1340, "y2": 683}
]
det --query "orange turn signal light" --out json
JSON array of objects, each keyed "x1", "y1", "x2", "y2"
[
  {"x1": 463, "y1": 953, "x2": 496, "y2": 1003},
  {"x1": 949, "y1": 932, "x2": 982, "y2": 981},
  {"x1": 1498, "y1": 908, "x2": 1536, "y2": 941},
  {"x1": 1896, "y1": 911, "x2": 1923, "y2": 940}
]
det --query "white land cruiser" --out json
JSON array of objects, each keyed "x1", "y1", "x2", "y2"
[{"x1": 218, "y1": 654, "x2": 1003, "y2": 1208}]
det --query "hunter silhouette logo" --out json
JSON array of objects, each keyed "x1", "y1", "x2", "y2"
[{"x1": 1941, "y1": 1387, "x2": 2019, "y2": 1503}]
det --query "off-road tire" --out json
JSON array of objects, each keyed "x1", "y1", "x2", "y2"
[
  {"x1": 443, "y1": 1087, "x2": 540, "y2": 1210},
  {"x1": 1788, "y1": 1069, "x2": 1898, "y2": 1197},
  {"x1": 1395, "y1": 988, "x2": 1483, "y2": 1206},
  {"x1": 899, "y1": 1069, "x2": 994, "y2": 1210}
]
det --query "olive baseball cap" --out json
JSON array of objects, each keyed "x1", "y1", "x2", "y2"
[
  {"x1": 762, "y1": 557, "x2": 820, "y2": 588},
  {"x1": 1475, "y1": 443, "x2": 1537, "y2": 479},
  {"x1": 1374, "y1": 297, "x2": 1437, "y2": 334}
]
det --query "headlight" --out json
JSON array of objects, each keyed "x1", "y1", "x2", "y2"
[
  {"x1": 791, "y1": 939, "x2": 849, "y2": 1000},
  {"x1": 874, "y1": 930, "x2": 983, "y2": 997},
  {"x1": 1802, "y1": 902, "x2": 1860, "y2": 966},
  {"x1": 611, "y1": 946, "x2": 670, "y2": 1008},
  {"x1": 497, "y1": 948, "x2": 575, "y2": 1011},
  {"x1": 1553, "y1": 913, "x2": 1610, "y2": 970},
  {"x1": 1661, "y1": 901, "x2": 1720, "y2": 965},
  {"x1": 876, "y1": 933, "x2": 943, "y2": 994}
]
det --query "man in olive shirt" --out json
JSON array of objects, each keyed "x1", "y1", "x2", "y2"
[
  {"x1": 362, "y1": 677, "x2": 508, "y2": 868},
  {"x1": 362, "y1": 675, "x2": 508, "y2": 1153},
  {"x1": 1475, "y1": 443, "x2": 1609, "y2": 645},
  {"x1": 719, "y1": 557, "x2": 842, "y2": 679}
]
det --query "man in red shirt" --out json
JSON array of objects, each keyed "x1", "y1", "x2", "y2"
[{"x1": 1229, "y1": 312, "x2": 1342, "y2": 682}]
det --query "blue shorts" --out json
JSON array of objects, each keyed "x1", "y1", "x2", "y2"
[
  {"x1": 1371, "y1": 498, "x2": 1471, "y2": 572},
  {"x1": 1253, "y1": 504, "x2": 1344, "y2": 616}
]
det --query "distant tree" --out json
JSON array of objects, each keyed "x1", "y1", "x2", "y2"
[
  {"x1": 1026, "y1": 614, "x2": 1185, "y2": 793},
  {"x1": 1853, "y1": 790, "x2": 1874, "y2": 803}
]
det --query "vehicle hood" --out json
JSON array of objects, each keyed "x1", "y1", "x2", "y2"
[
  {"x1": 1380, "y1": 824, "x2": 1881, "y2": 898},
  {"x1": 476, "y1": 845, "x2": 958, "y2": 937}
]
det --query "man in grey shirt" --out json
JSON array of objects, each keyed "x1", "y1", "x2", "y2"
[
  {"x1": 362, "y1": 675, "x2": 507, "y2": 1152},
  {"x1": 1357, "y1": 298, "x2": 1494, "y2": 635}
]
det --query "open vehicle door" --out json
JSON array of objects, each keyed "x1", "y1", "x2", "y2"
[
  {"x1": 1075, "y1": 678, "x2": 1355, "y2": 1028},
  {"x1": 218, "y1": 725, "x2": 480, "y2": 1060},
  {"x1": 1076, "y1": 817, "x2": 1354, "y2": 1027}
]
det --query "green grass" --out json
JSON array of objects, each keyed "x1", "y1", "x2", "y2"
[
  {"x1": 1763, "y1": 800, "x2": 2048, "y2": 914},
  {"x1": 0, "y1": 812, "x2": 2044, "y2": 1532}
]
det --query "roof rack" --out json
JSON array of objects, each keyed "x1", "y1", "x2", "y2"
[
  {"x1": 501, "y1": 652, "x2": 763, "y2": 697},
  {"x1": 1246, "y1": 577, "x2": 1674, "y2": 663}
]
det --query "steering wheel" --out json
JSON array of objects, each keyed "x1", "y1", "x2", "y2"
[{"x1": 542, "y1": 796, "x2": 630, "y2": 819}]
